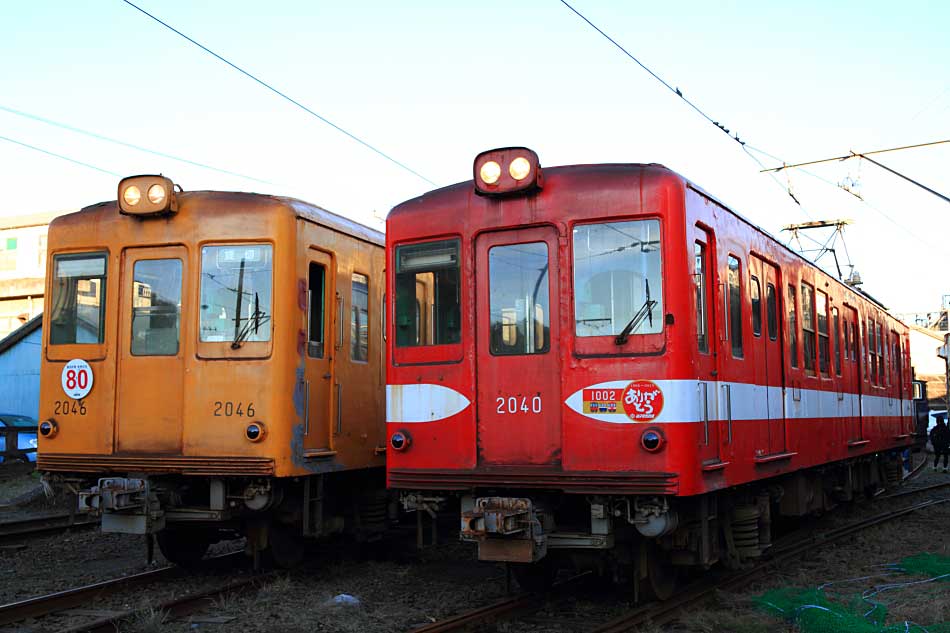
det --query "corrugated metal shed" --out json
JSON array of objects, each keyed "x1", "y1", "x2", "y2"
[{"x1": 0, "y1": 313, "x2": 42, "y2": 419}]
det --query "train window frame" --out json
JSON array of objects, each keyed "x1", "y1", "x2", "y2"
[
  {"x1": 787, "y1": 284, "x2": 798, "y2": 368},
  {"x1": 488, "y1": 241, "x2": 550, "y2": 357},
  {"x1": 694, "y1": 240, "x2": 709, "y2": 354},
  {"x1": 750, "y1": 275, "x2": 762, "y2": 337},
  {"x1": 308, "y1": 263, "x2": 327, "y2": 359},
  {"x1": 350, "y1": 272, "x2": 369, "y2": 363},
  {"x1": 801, "y1": 283, "x2": 816, "y2": 374},
  {"x1": 816, "y1": 291, "x2": 830, "y2": 376},
  {"x1": 571, "y1": 217, "x2": 666, "y2": 357},
  {"x1": 48, "y1": 251, "x2": 109, "y2": 351},
  {"x1": 130, "y1": 258, "x2": 183, "y2": 357},
  {"x1": 727, "y1": 255, "x2": 743, "y2": 358},
  {"x1": 392, "y1": 236, "x2": 464, "y2": 366},
  {"x1": 196, "y1": 241, "x2": 274, "y2": 360}
]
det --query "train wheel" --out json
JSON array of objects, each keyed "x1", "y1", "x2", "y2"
[
  {"x1": 510, "y1": 558, "x2": 556, "y2": 592},
  {"x1": 267, "y1": 524, "x2": 306, "y2": 569},
  {"x1": 156, "y1": 529, "x2": 211, "y2": 567},
  {"x1": 639, "y1": 541, "x2": 677, "y2": 601}
]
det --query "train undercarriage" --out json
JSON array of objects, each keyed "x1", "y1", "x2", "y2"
[
  {"x1": 404, "y1": 451, "x2": 907, "y2": 598},
  {"x1": 49, "y1": 468, "x2": 389, "y2": 568}
]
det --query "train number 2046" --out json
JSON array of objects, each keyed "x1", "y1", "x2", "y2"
[
  {"x1": 213, "y1": 401, "x2": 256, "y2": 417},
  {"x1": 53, "y1": 400, "x2": 87, "y2": 416},
  {"x1": 496, "y1": 395, "x2": 542, "y2": 414}
]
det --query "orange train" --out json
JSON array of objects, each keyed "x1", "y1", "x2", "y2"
[{"x1": 38, "y1": 175, "x2": 386, "y2": 566}]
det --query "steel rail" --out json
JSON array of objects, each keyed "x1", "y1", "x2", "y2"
[{"x1": 0, "y1": 551, "x2": 243, "y2": 626}]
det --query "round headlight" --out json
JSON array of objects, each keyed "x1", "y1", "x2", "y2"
[
  {"x1": 509, "y1": 157, "x2": 531, "y2": 181},
  {"x1": 39, "y1": 419, "x2": 58, "y2": 438},
  {"x1": 147, "y1": 184, "x2": 166, "y2": 205},
  {"x1": 390, "y1": 430, "x2": 411, "y2": 451},
  {"x1": 480, "y1": 161, "x2": 501, "y2": 185},
  {"x1": 245, "y1": 423, "x2": 266, "y2": 442},
  {"x1": 640, "y1": 427, "x2": 665, "y2": 452},
  {"x1": 122, "y1": 185, "x2": 141, "y2": 206}
]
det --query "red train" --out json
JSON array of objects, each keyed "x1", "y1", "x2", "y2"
[{"x1": 385, "y1": 148, "x2": 913, "y2": 596}]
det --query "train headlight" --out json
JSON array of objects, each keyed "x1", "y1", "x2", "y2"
[
  {"x1": 118, "y1": 175, "x2": 179, "y2": 217},
  {"x1": 245, "y1": 422, "x2": 266, "y2": 442},
  {"x1": 390, "y1": 430, "x2": 411, "y2": 451},
  {"x1": 509, "y1": 156, "x2": 531, "y2": 181},
  {"x1": 39, "y1": 419, "x2": 58, "y2": 438},
  {"x1": 640, "y1": 427, "x2": 665, "y2": 452},
  {"x1": 479, "y1": 161, "x2": 501, "y2": 185},
  {"x1": 122, "y1": 185, "x2": 142, "y2": 207},
  {"x1": 473, "y1": 147, "x2": 542, "y2": 197}
]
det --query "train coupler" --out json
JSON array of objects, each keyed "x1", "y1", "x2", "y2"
[
  {"x1": 461, "y1": 497, "x2": 548, "y2": 563},
  {"x1": 78, "y1": 477, "x2": 165, "y2": 535}
]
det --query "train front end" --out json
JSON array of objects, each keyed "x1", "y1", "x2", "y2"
[
  {"x1": 38, "y1": 176, "x2": 306, "y2": 564},
  {"x1": 386, "y1": 149, "x2": 703, "y2": 591}
]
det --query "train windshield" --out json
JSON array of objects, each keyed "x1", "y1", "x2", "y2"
[
  {"x1": 49, "y1": 252, "x2": 107, "y2": 345},
  {"x1": 394, "y1": 239, "x2": 461, "y2": 347},
  {"x1": 573, "y1": 220, "x2": 663, "y2": 337},
  {"x1": 199, "y1": 244, "x2": 273, "y2": 344}
]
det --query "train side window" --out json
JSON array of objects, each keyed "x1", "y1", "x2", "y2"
[
  {"x1": 199, "y1": 244, "x2": 273, "y2": 344},
  {"x1": 350, "y1": 273, "x2": 369, "y2": 362},
  {"x1": 694, "y1": 241, "x2": 709, "y2": 353},
  {"x1": 862, "y1": 321, "x2": 868, "y2": 380},
  {"x1": 816, "y1": 291, "x2": 829, "y2": 376},
  {"x1": 766, "y1": 283, "x2": 777, "y2": 341},
  {"x1": 488, "y1": 242, "x2": 549, "y2": 355},
  {"x1": 750, "y1": 275, "x2": 762, "y2": 337},
  {"x1": 394, "y1": 239, "x2": 461, "y2": 347},
  {"x1": 851, "y1": 322, "x2": 858, "y2": 362},
  {"x1": 833, "y1": 307, "x2": 841, "y2": 376},
  {"x1": 308, "y1": 263, "x2": 326, "y2": 358},
  {"x1": 50, "y1": 252, "x2": 108, "y2": 345},
  {"x1": 801, "y1": 283, "x2": 815, "y2": 373},
  {"x1": 868, "y1": 319, "x2": 876, "y2": 384},
  {"x1": 787, "y1": 285, "x2": 798, "y2": 367},
  {"x1": 131, "y1": 259, "x2": 182, "y2": 356},
  {"x1": 574, "y1": 220, "x2": 663, "y2": 338},
  {"x1": 727, "y1": 255, "x2": 743, "y2": 358},
  {"x1": 876, "y1": 322, "x2": 884, "y2": 385}
]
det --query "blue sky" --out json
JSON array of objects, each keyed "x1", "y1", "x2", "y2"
[{"x1": 1, "y1": 1, "x2": 947, "y2": 311}]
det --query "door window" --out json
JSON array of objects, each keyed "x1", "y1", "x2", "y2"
[
  {"x1": 817, "y1": 291, "x2": 829, "y2": 375},
  {"x1": 199, "y1": 244, "x2": 273, "y2": 345},
  {"x1": 750, "y1": 275, "x2": 762, "y2": 337},
  {"x1": 787, "y1": 285, "x2": 798, "y2": 367},
  {"x1": 693, "y1": 241, "x2": 709, "y2": 353},
  {"x1": 801, "y1": 283, "x2": 815, "y2": 372},
  {"x1": 308, "y1": 263, "x2": 326, "y2": 358},
  {"x1": 49, "y1": 252, "x2": 108, "y2": 344},
  {"x1": 573, "y1": 220, "x2": 662, "y2": 337},
  {"x1": 394, "y1": 240, "x2": 461, "y2": 347},
  {"x1": 488, "y1": 242, "x2": 549, "y2": 355},
  {"x1": 766, "y1": 283, "x2": 777, "y2": 341},
  {"x1": 727, "y1": 255, "x2": 743, "y2": 358},
  {"x1": 130, "y1": 259, "x2": 182, "y2": 356}
]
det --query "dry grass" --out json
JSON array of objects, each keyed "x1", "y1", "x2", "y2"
[{"x1": 123, "y1": 605, "x2": 168, "y2": 633}]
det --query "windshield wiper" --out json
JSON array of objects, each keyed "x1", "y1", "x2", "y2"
[{"x1": 614, "y1": 279, "x2": 657, "y2": 345}]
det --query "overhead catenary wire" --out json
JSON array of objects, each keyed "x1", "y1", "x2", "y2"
[
  {"x1": 0, "y1": 134, "x2": 121, "y2": 177},
  {"x1": 120, "y1": 0, "x2": 436, "y2": 187},
  {"x1": 759, "y1": 139, "x2": 950, "y2": 173},
  {"x1": 0, "y1": 104, "x2": 275, "y2": 186}
]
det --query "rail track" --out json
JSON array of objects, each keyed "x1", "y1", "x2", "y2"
[
  {"x1": 0, "y1": 551, "x2": 252, "y2": 632},
  {"x1": 409, "y1": 488, "x2": 949, "y2": 633},
  {"x1": 0, "y1": 511, "x2": 97, "y2": 543}
]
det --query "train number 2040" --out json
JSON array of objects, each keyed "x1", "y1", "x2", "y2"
[
  {"x1": 496, "y1": 395, "x2": 542, "y2": 414},
  {"x1": 213, "y1": 401, "x2": 256, "y2": 417}
]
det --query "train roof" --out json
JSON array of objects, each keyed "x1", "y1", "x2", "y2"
[
  {"x1": 390, "y1": 161, "x2": 892, "y2": 314},
  {"x1": 58, "y1": 190, "x2": 383, "y2": 247}
]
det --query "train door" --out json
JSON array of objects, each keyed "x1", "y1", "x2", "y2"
[
  {"x1": 475, "y1": 227, "x2": 560, "y2": 465},
  {"x1": 303, "y1": 249, "x2": 335, "y2": 454},
  {"x1": 750, "y1": 256, "x2": 785, "y2": 454},
  {"x1": 115, "y1": 246, "x2": 186, "y2": 453},
  {"x1": 691, "y1": 226, "x2": 722, "y2": 464},
  {"x1": 843, "y1": 305, "x2": 863, "y2": 441}
]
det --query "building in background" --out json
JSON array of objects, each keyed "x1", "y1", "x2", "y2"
[
  {"x1": 0, "y1": 313, "x2": 42, "y2": 419},
  {"x1": 0, "y1": 211, "x2": 67, "y2": 338}
]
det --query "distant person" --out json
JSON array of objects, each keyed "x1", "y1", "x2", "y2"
[{"x1": 930, "y1": 417, "x2": 950, "y2": 473}]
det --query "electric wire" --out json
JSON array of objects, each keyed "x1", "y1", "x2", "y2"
[
  {"x1": 120, "y1": 0, "x2": 436, "y2": 186},
  {"x1": 0, "y1": 134, "x2": 121, "y2": 177},
  {"x1": 0, "y1": 104, "x2": 274, "y2": 185},
  {"x1": 759, "y1": 139, "x2": 950, "y2": 173}
]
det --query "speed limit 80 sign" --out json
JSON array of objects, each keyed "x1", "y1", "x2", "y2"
[{"x1": 62, "y1": 359, "x2": 94, "y2": 399}]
